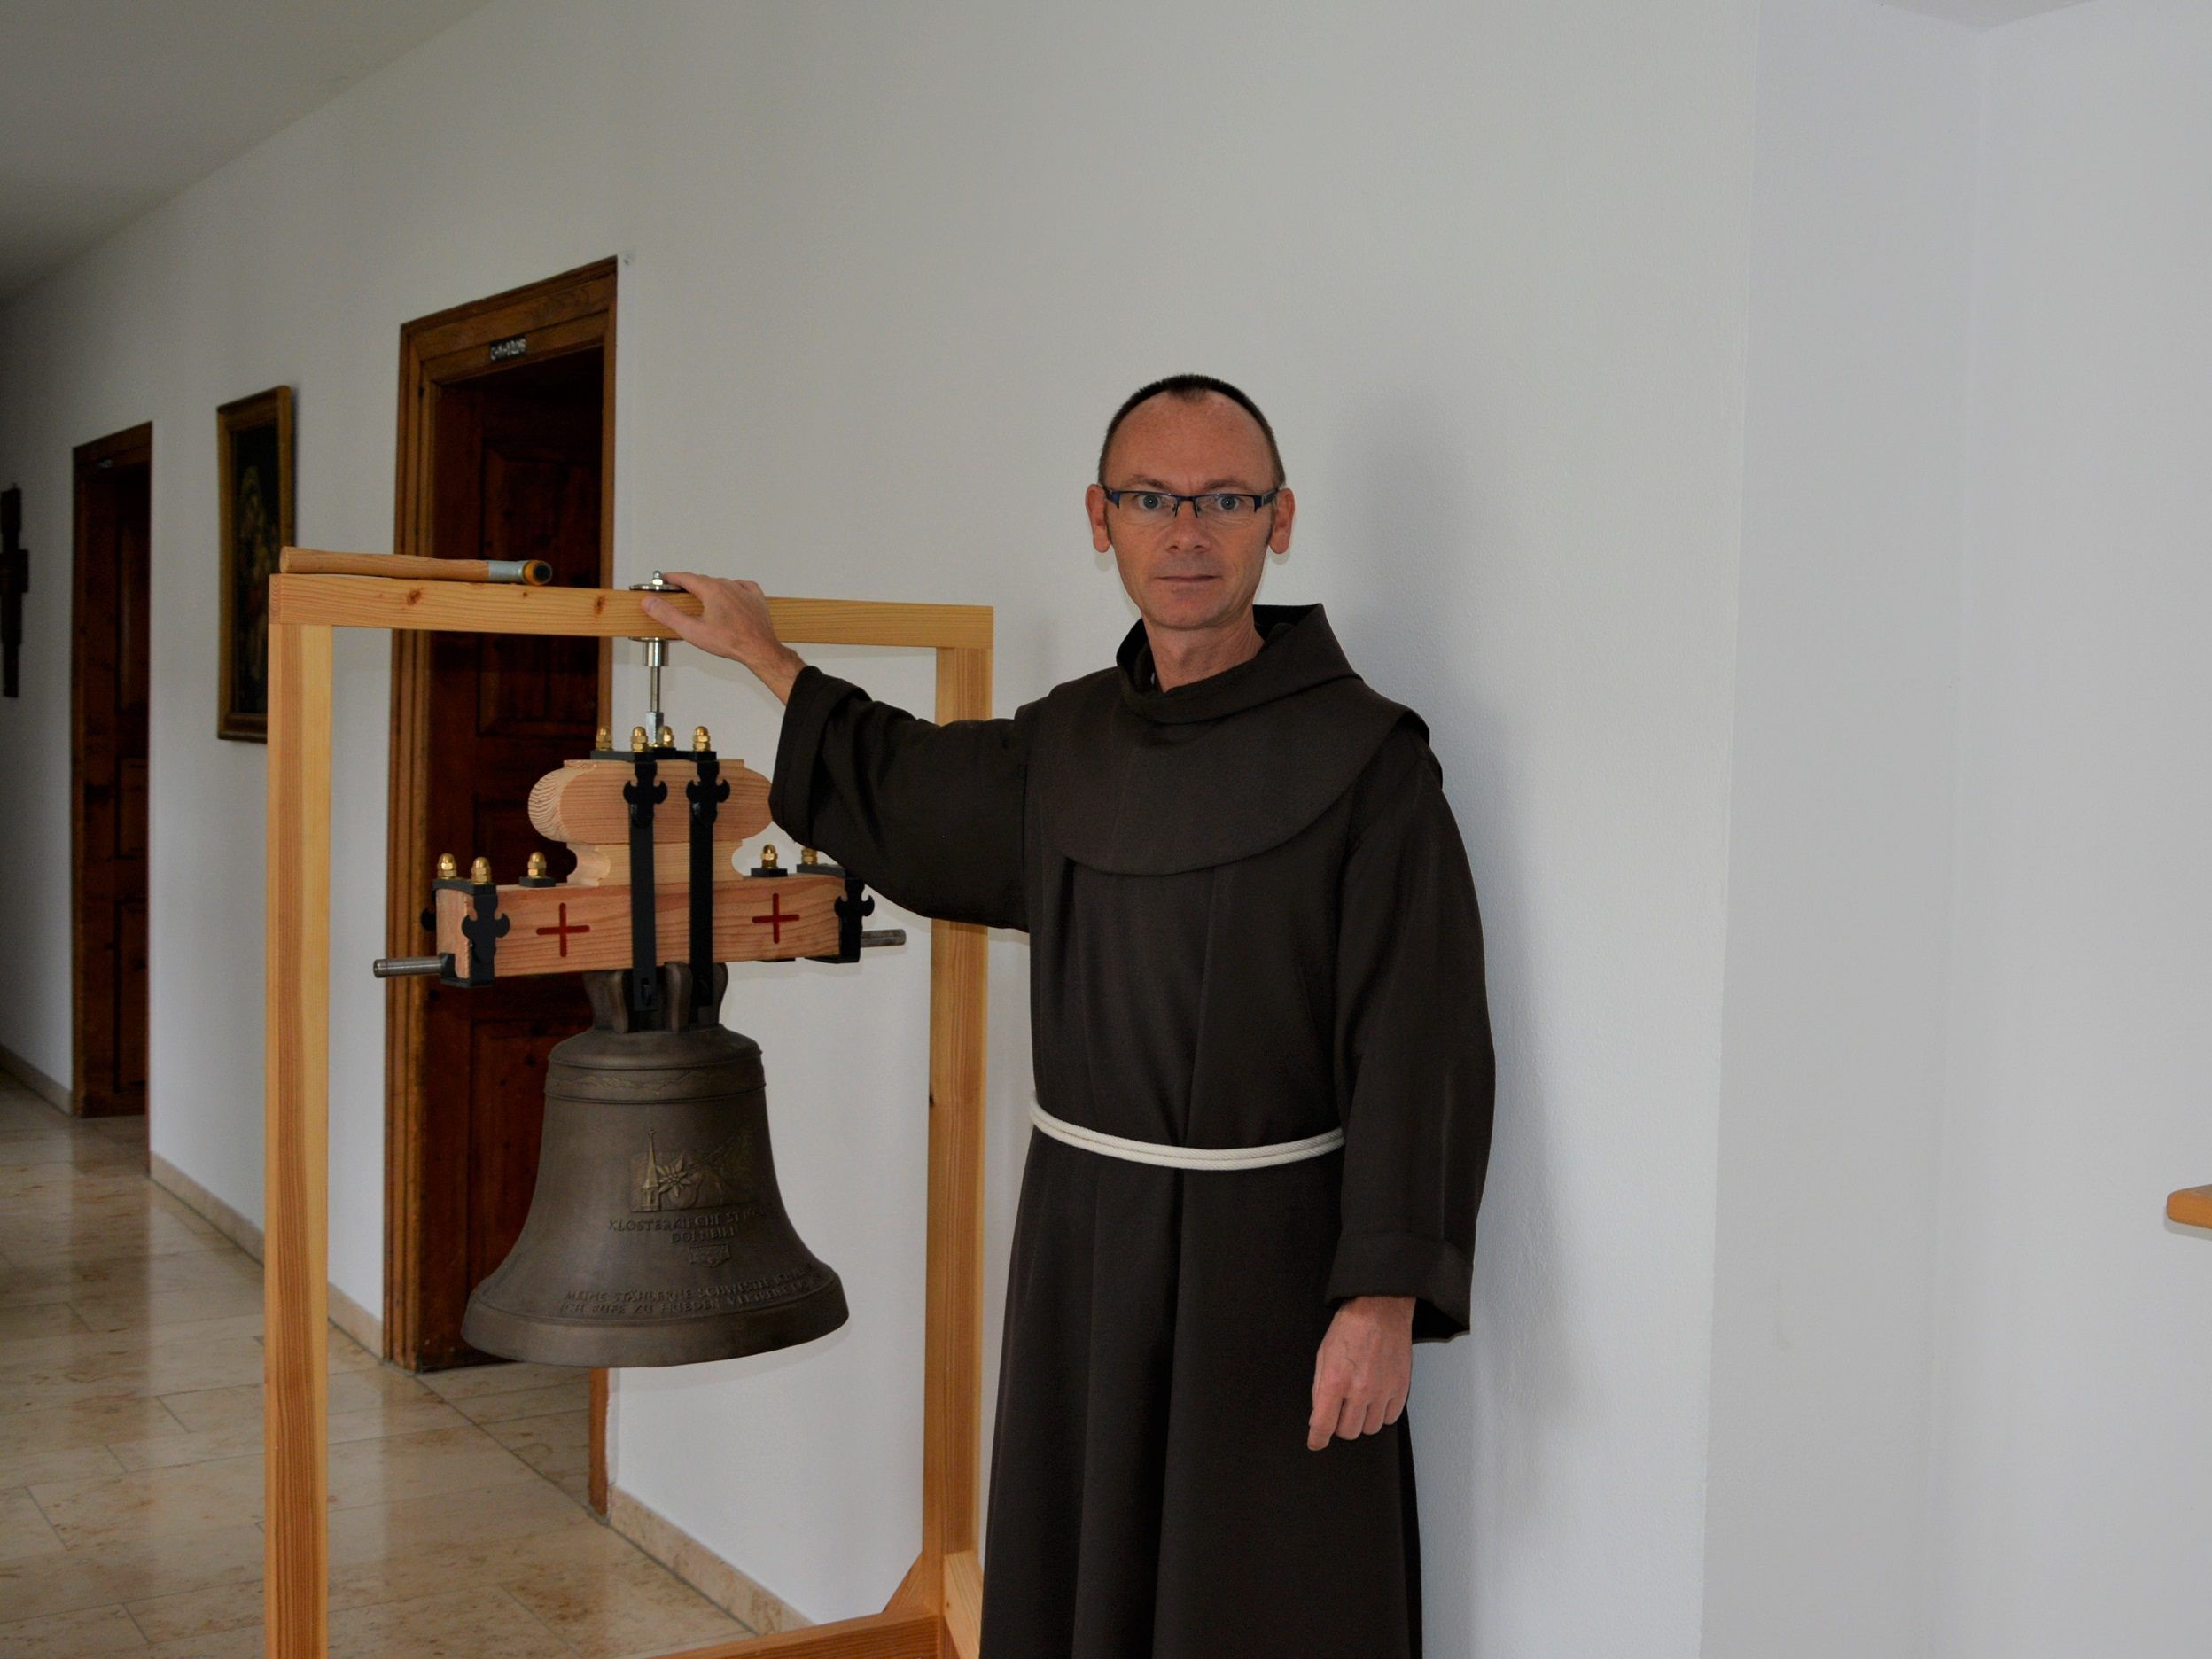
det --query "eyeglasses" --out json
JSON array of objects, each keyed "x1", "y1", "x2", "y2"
[{"x1": 1100, "y1": 486, "x2": 1281, "y2": 526}]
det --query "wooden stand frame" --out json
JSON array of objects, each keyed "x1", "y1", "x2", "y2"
[{"x1": 264, "y1": 571, "x2": 993, "y2": 1658}]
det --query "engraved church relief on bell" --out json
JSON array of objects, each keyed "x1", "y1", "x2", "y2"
[{"x1": 632, "y1": 1126, "x2": 752, "y2": 1213}]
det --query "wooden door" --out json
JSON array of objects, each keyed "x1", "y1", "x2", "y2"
[
  {"x1": 72, "y1": 426, "x2": 152, "y2": 1119},
  {"x1": 412, "y1": 348, "x2": 606, "y2": 1365}
]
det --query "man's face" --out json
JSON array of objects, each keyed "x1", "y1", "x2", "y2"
[{"x1": 1087, "y1": 392, "x2": 1296, "y2": 635}]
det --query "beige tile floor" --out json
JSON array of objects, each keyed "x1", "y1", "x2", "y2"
[{"x1": 0, "y1": 1085, "x2": 752, "y2": 1657}]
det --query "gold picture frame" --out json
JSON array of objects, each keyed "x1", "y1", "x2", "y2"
[{"x1": 216, "y1": 385, "x2": 293, "y2": 742}]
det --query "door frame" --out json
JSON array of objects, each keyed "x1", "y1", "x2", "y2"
[
  {"x1": 383, "y1": 260, "x2": 616, "y2": 1380},
  {"x1": 70, "y1": 423, "x2": 153, "y2": 1120}
]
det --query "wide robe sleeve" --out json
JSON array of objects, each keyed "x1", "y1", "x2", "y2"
[
  {"x1": 1322, "y1": 720, "x2": 1496, "y2": 1344},
  {"x1": 768, "y1": 664, "x2": 1031, "y2": 931}
]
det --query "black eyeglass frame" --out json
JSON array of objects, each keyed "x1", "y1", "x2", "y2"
[{"x1": 1099, "y1": 485, "x2": 1284, "y2": 521}]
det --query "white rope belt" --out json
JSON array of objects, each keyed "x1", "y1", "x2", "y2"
[{"x1": 1029, "y1": 1102, "x2": 1344, "y2": 1171}]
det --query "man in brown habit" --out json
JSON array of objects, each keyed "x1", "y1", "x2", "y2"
[{"x1": 643, "y1": 375, "x2": 1494, "y2": 1658}]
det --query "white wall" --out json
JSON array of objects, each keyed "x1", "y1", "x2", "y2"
[
  {"x1": 0, "y1": 0, "x2": 1777, "y2": 1645},
  {"x1": 1703, "y1": 4, "x2": 1978, "y2": 1654},
  {"x1": 1934, "y1": 3, "x2": 2212, "y2": 1653},
  {"x1": 610, "y1": 6, "x2": 1761, "y2": 1640}
]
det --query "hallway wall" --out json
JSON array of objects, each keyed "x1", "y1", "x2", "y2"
[
  {"x1": 1934, "y1": 3, "x2": 2212, "y2": 1652},
  {"x1": 2, "y1": 0, "x2": 1750, "y2": 1644},
  {"x1": 1703, "y1": 4, "x2": 1979, "y2": 1653}
]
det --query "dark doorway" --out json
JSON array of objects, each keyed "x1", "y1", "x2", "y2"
[
  {"x1": 71, "y1": 424, "x2": 152, "y2": 1120},
  {"x1": 422, "y1": 349, "x2": 605, "y2": 1359},
  {"x1": 384, "y1": 261, "x2": 615, "y2": 1384}
]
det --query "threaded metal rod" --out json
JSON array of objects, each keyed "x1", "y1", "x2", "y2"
[{"x1": 373, "y1": 955, "x2": 447, "y2": 978}]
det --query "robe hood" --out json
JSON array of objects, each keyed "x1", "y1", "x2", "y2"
[{"x1": 1040, "y1": 604, "x2": 1420, "y2": 875}]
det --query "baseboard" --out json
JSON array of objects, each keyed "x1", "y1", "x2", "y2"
[
  {"x1": 607, "y1": 1486, "x2": 810, "y2": 1637},
  {"x1": 0, "y1": 1040, "x2": 72, "y2": 1115},
  {"x1": 147, "y1": 1150, "x2": 385, "y2": 1355}
]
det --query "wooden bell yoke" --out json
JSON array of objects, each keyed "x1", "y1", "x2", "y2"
[
  {"x1": 263, "y1": 549, "x2": 993, "y2": 1657},
  {"x1": 412, "y1": 745, "x2": 869, "y2": 986}
]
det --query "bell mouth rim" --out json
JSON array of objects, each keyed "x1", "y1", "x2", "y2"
[
  {"x1": 465, "y1": 1266, "x2": 843, "y2": 1328},
  {"x1": 461, "y1": 1278, "x2": 849, "y2": 1368}
]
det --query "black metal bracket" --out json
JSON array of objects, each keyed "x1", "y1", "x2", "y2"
[
  {"x1": 685, "y1": 749, "x2": 730, "y2": 1020},
  {"x1": 804, "y1": 860, "x2": 876, "y2": 964},
  {"x1": 433, "y1": 876, "x2": 508, "y2": 988},
  {"x1": 592, "y1": 742, "x2": 685, "y2": 762},
  {"x1": 624, "y1": 755, "x2": 667, "y2": 1016}
]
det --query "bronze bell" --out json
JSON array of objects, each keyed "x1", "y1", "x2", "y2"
[{"x1": 463, "y1": 962, "x2": 849, "y2": 1367}]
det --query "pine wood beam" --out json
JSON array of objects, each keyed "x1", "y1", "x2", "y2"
[
  {"x1": 656, "y1": 1608, "x2": 942, "y2": 1657},
  {"x1": 922, "y1": 644, "x2": 992, "y2": 1575},
  {"x1": 263, "y1": 620, "x2": 331, "y2": 1658},
  {"x1": 270, "y1": 566, "x2": 992, "y2": 649}
]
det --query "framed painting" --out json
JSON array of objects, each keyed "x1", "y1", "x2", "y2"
[{"x1": 216, "y1": 385, "x2": 293, "y2": 742}]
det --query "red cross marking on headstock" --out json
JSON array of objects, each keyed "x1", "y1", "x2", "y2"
[
  {"x1": 752, "y1": 891, "x2": 798, "y2": 945},
  {"x1": 535, "y1": 902, "x2": 591, "y2": 956}
]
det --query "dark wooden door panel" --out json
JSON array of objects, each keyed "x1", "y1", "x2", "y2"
[
  {"x1": 118, "y1": 759, "x2": 147, "y2": 858},
  {"x1": 72, "y1": 435, "x2": 151, "y2": 1119},
  {"x1": 411, "y1": 346, "x2": 606, "y2": 1367},
  {"x1": 118, "y1": 897, "x2": 148, "y2": 1093}
]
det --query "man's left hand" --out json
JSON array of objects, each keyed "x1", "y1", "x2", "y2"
[{"x1": 1307, "y1": 1294, "x2": 1415, "y2": 1450}]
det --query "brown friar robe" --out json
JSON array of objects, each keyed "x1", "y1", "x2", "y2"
[{"x1": 770, "y1": 603, "x2": 1494, "y2": 1659}]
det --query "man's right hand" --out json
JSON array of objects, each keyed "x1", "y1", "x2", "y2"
[{"x1": 642, "y1": 572, "x2": 807, "y2": 704}]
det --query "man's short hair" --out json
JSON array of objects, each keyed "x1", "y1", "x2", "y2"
[{"x1": 1097, "y1": 374, "x2": 1286, "y2": 489}]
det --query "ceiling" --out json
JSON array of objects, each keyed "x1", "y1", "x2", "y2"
[
  {"x1": 1879, "y1": 0, "x2": 2096, "y2": 25},
  {"x1": 0, "y1": 0, "x2": 490, "y2": 301}
]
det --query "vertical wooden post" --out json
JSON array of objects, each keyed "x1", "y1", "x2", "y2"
[
  {"x1": 264, "y1": 620, "x2": 332, "y2": 1658},
  {"x1": 588, "y1": 1367, "x2": 611, "y2": 1514},
  {"x1": 923, "y1": 644, "x2": 992, "y2": 1650}
]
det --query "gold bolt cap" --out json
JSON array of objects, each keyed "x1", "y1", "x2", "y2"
[
  {"x1": 658, "y1": 725, "x2": 674, "y2": 750},
  {"x1": 757, "y1": 844, "x2": 780, "y2": 869},
  {"x1": 471, "y1": 855, "x2": 492, "y2": 885},
  {"x1": 436, "y1": 853, "x2": 457, "y2": 879},
  {"x1": 595, "y1": 727, "x2": 610, "y2": 751},
  {"x1": 693, "y1": 725, "x2": 711, "y2": 752},
  {"x1": 526, "y1": 851, "x2": 548, "y2": 879},
  {"x1": 799, "y1": 846, "x2": 820, "y2": 866},
  {"x1": 629, "y1": 726, "x2": 648, "y2": 752}
]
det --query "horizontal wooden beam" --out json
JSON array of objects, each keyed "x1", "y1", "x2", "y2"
[
  {"x1": 2167, "y1": 1186, "x2": 2212, "y2": 1228},
  {"x1": 269, "y1": 569, "x2": 993, "y2": 649},
  {"x1": 532, "y1": 757, "x2": 772, "y2": 851},
  {"x1": 661, "y1": 1608, "x2": 942, "y2": 1658},
  {"x1": 436, "y1": 873, "x2": 848, "y2": 978}
]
